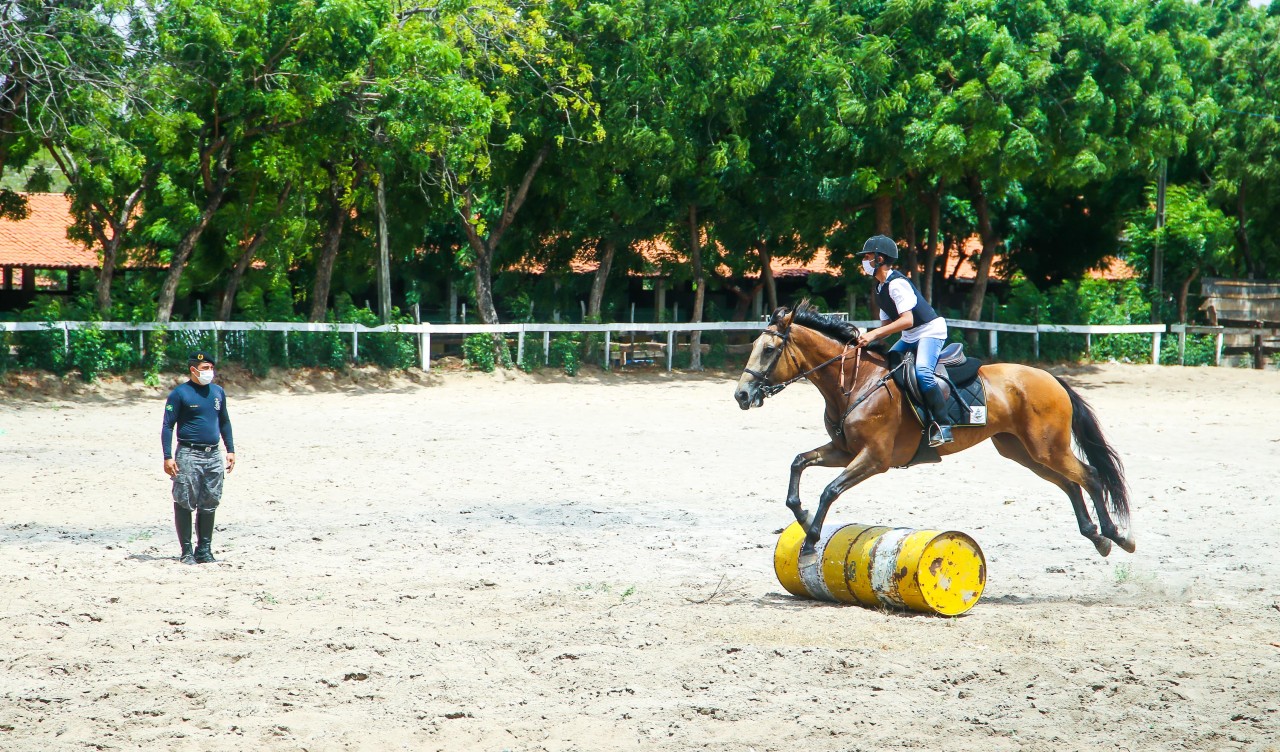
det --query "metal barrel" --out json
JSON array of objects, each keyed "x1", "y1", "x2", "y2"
[{"x1": 773, "y1": 521, "x2": 986, "y2": 616}]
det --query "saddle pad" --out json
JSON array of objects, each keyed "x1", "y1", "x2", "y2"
[{"x1": 892, "y1": 351, "x2": 988, "y2": 428}]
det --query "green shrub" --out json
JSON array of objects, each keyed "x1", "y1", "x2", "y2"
[
  {"x1": 549, "y1": 333, "x2": 580, "y2": 376},
  {"x1": 69, "y1": 323, "x2": 138, "y2": 381},
  {"x1": 518, "y1": 337, "x2": 545, "y2": 372},
  {"x1": 999, "y1": 276, "x2": 1154, "y2": 362},
  {"x1": 462, "y1": 333, "x2": 497, "y2": 372}
]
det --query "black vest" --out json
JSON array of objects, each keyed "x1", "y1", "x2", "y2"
[{"x1": 876, "y1": 271, "x2": 939, "y2": 326}]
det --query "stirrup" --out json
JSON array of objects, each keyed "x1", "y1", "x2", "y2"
[{"x1": 928, "y1": 423, "x2": 953, "y2": 448}]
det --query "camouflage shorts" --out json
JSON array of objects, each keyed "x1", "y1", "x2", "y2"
[{"x1": 171, "y1": 446, "x2": 225, "y2": 512}]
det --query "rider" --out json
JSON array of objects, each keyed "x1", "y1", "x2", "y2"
[{"x1": 854, "y1": 234, "x2": 953, "y2": 446}]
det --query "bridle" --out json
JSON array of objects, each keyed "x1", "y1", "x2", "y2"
[
  {"x1": 745, "y1": 322, "x2": 907, "y2": 438},
  {"x1": 744, "y1": 324, "x2": 861, "y2": 399}
]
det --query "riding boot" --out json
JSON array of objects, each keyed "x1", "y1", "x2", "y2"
[
  {"x1": 174, "y1": 504, "x2": 195, "y2": 565},
  {"x1": 923, "y1": 385, "x2": 954, "y2": 447},
  {"x1": 194, "y1": 509, "x2": 217, "y2": 564}
]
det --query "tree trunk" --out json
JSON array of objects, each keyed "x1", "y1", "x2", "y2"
[
  {"x1": 455, "y1": 144, "x2": 550, "y2": 326},
  {"x1": 1235, "y1": 177, "x2": 1256, "y2": 279},
  {"x1": 1177, "y1": 267, "x2": 1200, "y2": 324},
  {"x1": 586, "y1": 237, "x2": 616, "y2": 321},
  {"x1": 220, "y1": 182, "x2": 290, "y2": 321},
  {"x1": 873, "y1": 194, "x2": 893, "y2": 236},
  {"x1": 688, "y1": 203, "x2": 706, "y2": 371},
  {"x1": 309, "y1": 166, "x2": 352, "y2": 322},
  {"x1": 218, "y1": 231, "x2": 267, "y2": 321},
  {"x1": 156, "y1": 188, "x2": 229, "y2": 323},
  {"x1": 755, "y1": 239, "x2": 777, "y2": 312},
  {"x1": 0, "y1": 70, "x2": 29, "y2": 178},
  {"x1": 963, "y1": 176, "x2": 999, "y2": 327},
  {"x1": 901, "y1": 203, "x2": 918, "y2": 280},
  {"x1": 95, "y1": 234, "x2": 125, "y2": 315},
  {"x1": 922, "y1": 182, "x2": 942, "y2": 305}
]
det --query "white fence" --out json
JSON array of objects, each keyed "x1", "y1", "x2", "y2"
[{"x1": 0, "y1": 318, "x2": 1239, "y2": 371}]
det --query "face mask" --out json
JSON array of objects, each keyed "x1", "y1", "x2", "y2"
[
  {"x1": 196, "y1": 370, "x2": 214, "y2": 385},
  {"x1": 862, "y1": 259, "x2": 877, "y2": 276}
]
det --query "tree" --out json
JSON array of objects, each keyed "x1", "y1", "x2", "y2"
[
  {"x1": 370, "y1": 0, "x2": 596, "y2": 335},
  {"x1": 1123, "y1": 183, "x2": 1235, "y2": 323},
  {"x1": 0, "y1": 1, "x2": 130, "y2": 219},
  {"x1": 140, "y1": 0, "x2": 347, "y2": 322},
  {"x1": 1197, "y1": 1, "x2": 1280, "y2": 280}
]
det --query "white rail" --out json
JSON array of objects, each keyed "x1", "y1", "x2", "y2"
[{"x1": 0, "y1": 318, "x2": 1230, "y2": 371}]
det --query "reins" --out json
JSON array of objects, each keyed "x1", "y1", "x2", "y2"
[
  {"x1": 825, "y1": 361, "x2": 905, "y2": 439},
  {"x1": 747, "y1": 327, "x2": 857, "y2": 398},
  {"x1": 748, "y1": 323, "x2": 904, "y2": 439}
]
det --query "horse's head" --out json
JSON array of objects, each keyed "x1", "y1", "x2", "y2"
[{"x1": 734, "y1": 306, "x2": 800, "y2": 410}]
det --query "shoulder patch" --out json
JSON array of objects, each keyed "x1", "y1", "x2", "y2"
[{"x1": 166, "y1": 404, "x2": 173, "y2": 411}]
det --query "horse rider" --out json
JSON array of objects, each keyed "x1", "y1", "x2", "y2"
[{"x1": 854, "y1": 234, "x2": 953, "y2": 447}]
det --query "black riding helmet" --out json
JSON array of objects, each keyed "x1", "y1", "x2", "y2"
[{"x1": 862, "y1": 234, "x2": 899, "y2": 261}]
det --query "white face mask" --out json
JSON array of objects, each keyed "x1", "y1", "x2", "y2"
[
  {"x1": 196, "y1": 369, "x2": 214, "y2": 385},
  {"x1": 862, "y1": 259, "x2": 877, "y2": 276}
]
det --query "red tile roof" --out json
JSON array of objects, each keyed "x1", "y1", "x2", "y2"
[{"x1": 0, "y1": 193, "x2": 99, "y2": 268}]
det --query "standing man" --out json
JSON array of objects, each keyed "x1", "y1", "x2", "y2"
[
  {"x1": 854, "y1": 234, "x2": 954, "y2": 447},
  {"x1": 161, "y1": 351, "x2": 236, "y2": 564}
]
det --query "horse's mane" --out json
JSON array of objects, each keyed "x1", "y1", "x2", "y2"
[{"x1": 770, "y1": 300, "x2": 863, "y2": 345}]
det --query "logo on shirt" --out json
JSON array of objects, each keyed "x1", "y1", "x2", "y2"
[
  {"x1": 214, "y1": 397, "x2": 221, "y2": 411},
  {"x1": 165, "y1": 404, "x2": 173, "y2": 412}
]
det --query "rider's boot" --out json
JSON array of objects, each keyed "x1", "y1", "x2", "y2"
[
  {"x1": 923, "y1": 385, "x2": 954, "y2": 447},
  {"x1": 174, "y1": 503, "x2": 195, "y2": 564}
]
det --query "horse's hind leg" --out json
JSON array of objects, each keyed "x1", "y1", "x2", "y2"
[
  {"x1": 1013, "y1": 428, "x2": 1136, "y2": 554},
  {"x1": 1073, "y1": 464, "x2": 1136, "y2": 553},
  {"x1": 991, "y1": 434, "x2": 1112, "y2": 557}
]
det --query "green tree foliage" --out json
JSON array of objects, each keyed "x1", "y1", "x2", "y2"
[
  {"x1": 5, "y1": 0, "x2": 1280, "y2": 363},
  {"x1": 1123, "y1": 183, "x2": 1236, "y2": 322}
]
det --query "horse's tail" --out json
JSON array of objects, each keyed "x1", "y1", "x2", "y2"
[{"x1": 1055, "y1": 376, "x2": 1130, "y2": 527}]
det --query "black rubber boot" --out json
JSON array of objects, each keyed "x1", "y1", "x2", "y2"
[
  {"x1": 194, "y1": 509, "x2": 217, "y2": 564},
  {"x1": 174, "y1": 504, "x2": 195, "y2": 565},
  {"x1": 923, "y1": 385, "x2": 954, "y2": 447}
]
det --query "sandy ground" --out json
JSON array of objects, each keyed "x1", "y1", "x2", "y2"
[{"x1": 1, "y1": 361, "x2": 1279, "y2": 752}]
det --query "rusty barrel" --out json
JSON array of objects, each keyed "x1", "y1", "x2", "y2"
[{"x1": 773, "y1": 521, "x2": 986, "y2": 616}]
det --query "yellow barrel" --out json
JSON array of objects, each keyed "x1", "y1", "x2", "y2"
[{"x1": 773, "y1": 521, "x2": 986, "y2": 616}]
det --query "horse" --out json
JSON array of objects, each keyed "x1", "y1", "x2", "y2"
[{"x1": 733, "y1": 302, "x2": 1134, "y2": 557}]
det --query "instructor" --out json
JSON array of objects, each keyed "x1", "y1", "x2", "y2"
[{"x1": 161, "y1": 350, "x2": 235, "y2": 564}]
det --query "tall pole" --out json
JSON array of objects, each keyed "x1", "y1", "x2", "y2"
[
  {"x1": 376, "y1": 170, "x2": 392, "y2": 324},
  {"x1": 1152, "y1": 158, "x2": 1167, "y2": 323}
]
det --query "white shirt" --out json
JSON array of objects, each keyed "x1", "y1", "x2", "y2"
[{"x1": 878, "y1": 276, "x2": 948, "y2": 343}]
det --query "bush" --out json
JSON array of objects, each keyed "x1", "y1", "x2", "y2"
[
  {"x1": 462, "y1": 333, "x2": 497, "y2": 372},
  {"x1": 999, "y1": 276, "x2": 1154, "y2": 362},
  {"x1": 549, "y1": 333, "x2": 580, "y2": 376},
  {"x1": 70, "y1": 323, "x2": 139, "y2": 381},
  {"x1": 518, "y1": 335, "x2": 545, "y2": 373}
]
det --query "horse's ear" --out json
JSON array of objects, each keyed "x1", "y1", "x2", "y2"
[
  {"x1": 778, "y1": 307, "x2": 796, "y2": 329},
  {"x1": 768, "y1": 306, "x2": 789, "y2": 326}
]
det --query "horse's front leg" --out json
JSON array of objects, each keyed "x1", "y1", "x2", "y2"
[
  {"x1": 804, "y1": 449, "x2": 892, "y2": 550},
  {"x1": 785, "y1": 443, "x2": 853, "y2": 552}
]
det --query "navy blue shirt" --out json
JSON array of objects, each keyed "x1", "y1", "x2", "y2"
[{"x1": 161, "y1": 381, "x2": 234, "y2": 459}]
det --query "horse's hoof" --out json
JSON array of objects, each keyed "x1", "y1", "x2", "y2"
[
  {"x1": 1092, "y1": 538, "x2": 1113, "y2": 557},
  {"x1": 1102, "y1": 527, "x2": 1137, "y2": 554}
]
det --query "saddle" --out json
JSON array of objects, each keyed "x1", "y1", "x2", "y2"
[{"x1": 886, "y1": 343, "x2": 988, "y2": 468}]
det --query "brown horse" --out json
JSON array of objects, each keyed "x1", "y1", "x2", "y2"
[{"x1": 733, "y1": 303, "x2": 1134, "y2": 557}]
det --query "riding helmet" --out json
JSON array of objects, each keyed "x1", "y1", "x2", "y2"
[{"x1": 862, "y1": 234, "x2": 899, "y2": 260}]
